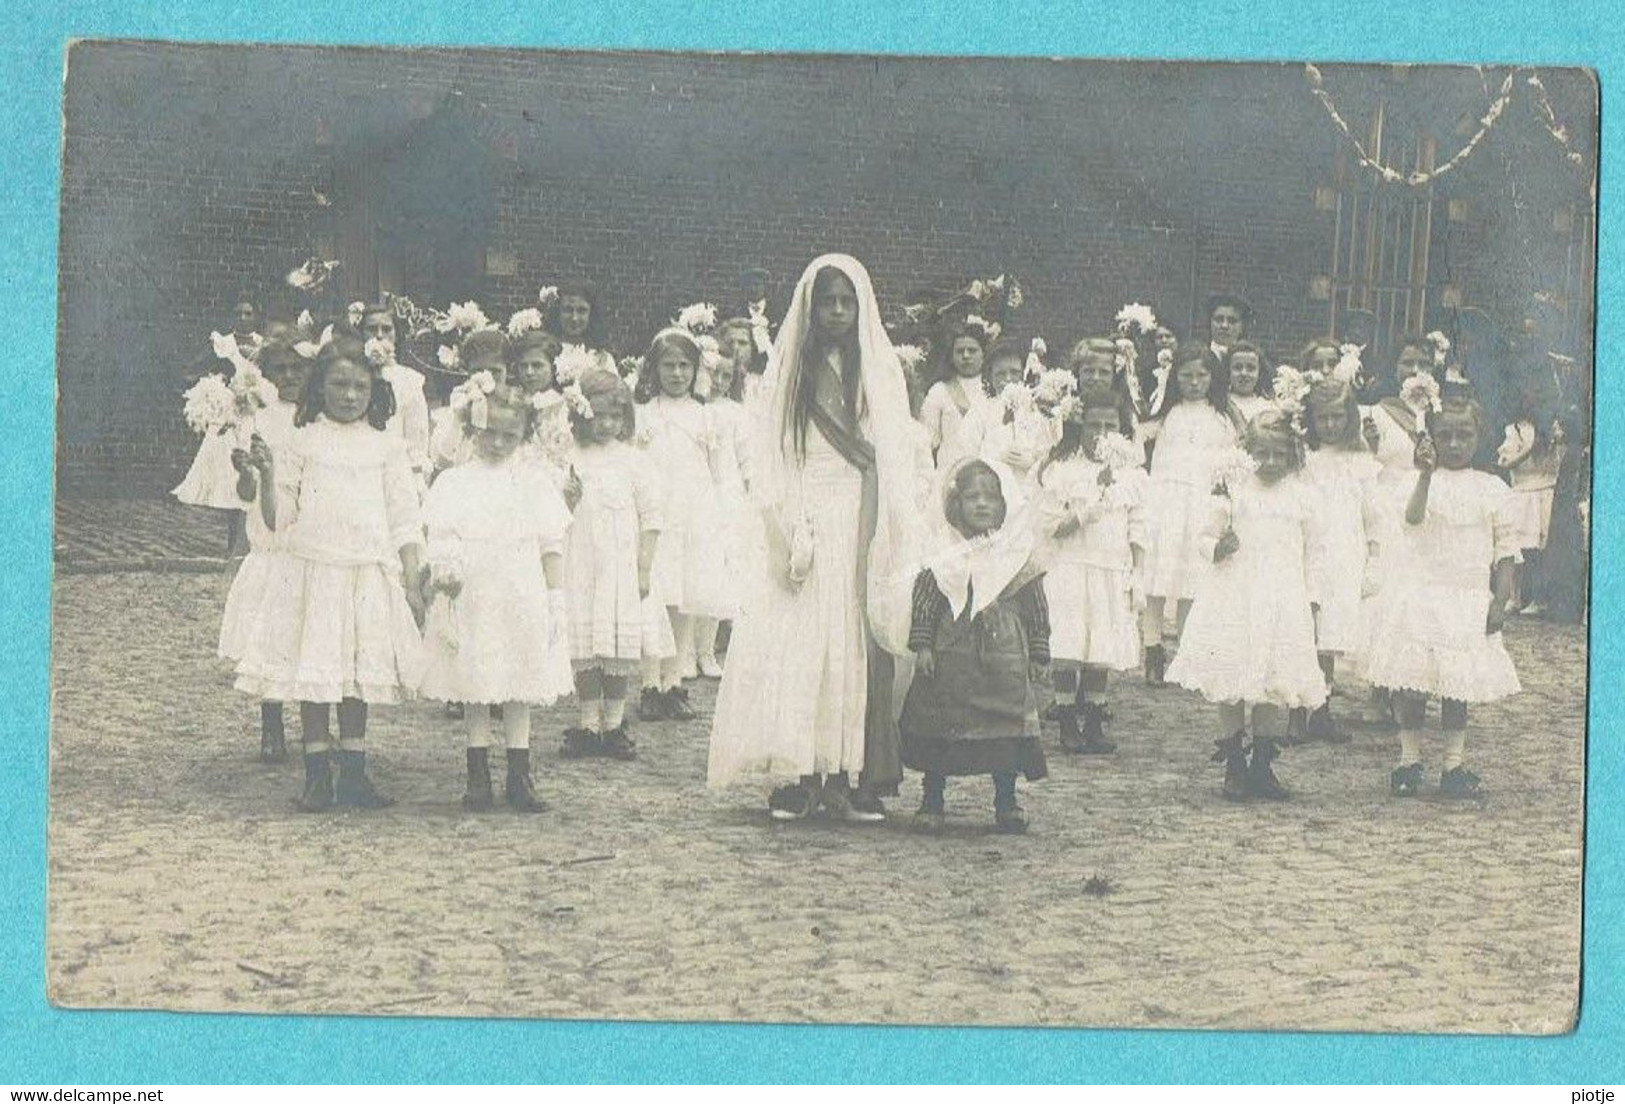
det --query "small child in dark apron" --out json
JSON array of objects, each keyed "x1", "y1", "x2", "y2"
[{"x1": 900, "y1": 459, "x2": 1050, "y2": 833}]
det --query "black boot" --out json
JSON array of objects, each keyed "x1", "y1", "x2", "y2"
[
  {"x1": 1247, "y1": 736, "x2": 1290, "y2": 801},
  {"x1": 638, "y1": 687, "x2": 666, "y2": 721},
  {"x1": 1144, "y1": 644, "x2": 1167, "y2": 688},
  {"x1": 259, "y1": 703, "x2": 288, "y2": 764},
  {"x1": 1212, "y1": 731, "x2": 1250, "y2": 802},
  {"x1": 334, "y1": 749, "x2": 396, "y2": 809},
  {"x1": 462, "y1": 747, "x2": 493, "y2": 811},
  {"x1": 1282, "y1": 707, "x2": 1308, "y2": 746},
  {"x1": 294, "y1": 751, "x2": 333, "y2": 812},
  {"x1": 1056, "y1": 705, "x2": 1086, "y2": 752},
  {"x1": 663, "y1": 687, "x2": 697, "y2": 721},
  {"x1": 504, "y1": 749, "x2": 547, "y2": 813},
  {"x1": 559, "y1": 727, "x2": 601, "y2": 759},
  {"x1": 1077, "y1": 702, "x2": 1117, "y2": 754},
  {"x1": 1307, "y1": 701, "x2": 1348, "y2": 744},
  {"x1": 601, "y1": 726, "x2": 638, "y2": 761}
]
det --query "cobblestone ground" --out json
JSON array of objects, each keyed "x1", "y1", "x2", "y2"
[
  {"x1": 46, "y1": 505, "x2": 1586, "y2": 1033},
  {"x1": 55, "y1": 500, "x2": 236, "y2": 572}
]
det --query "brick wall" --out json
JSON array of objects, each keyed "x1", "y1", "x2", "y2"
[{"x1": 57, "y1": 43, "x2": 1595, "y2": 496}]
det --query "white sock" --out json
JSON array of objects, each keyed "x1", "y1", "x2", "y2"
[
  {"x1": 579, "y1": 697, "x2": 604, "y2": 732},
  {"x1": 695, "y1": 616, "x2": 719, "y2": 661},
  {"x1": 1397, "y1": 729, "x2": 1422, "y2": 767},
  {"x1": 502, "y1": 702, "x2": 532, "y2": 750},
  {"x1": 1443, "y1": 731, "x2": 1467, "y2": 773},
  {"x1": 604, "y1": 697, "x2": 627, "y2": 730},
  {"x1": 466, "y1": 707, "x2": 493, "y2": 749}
]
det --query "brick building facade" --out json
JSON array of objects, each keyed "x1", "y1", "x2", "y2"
[{"x1": 57, "y1": 42, "x2": 1595, "y2": 495}]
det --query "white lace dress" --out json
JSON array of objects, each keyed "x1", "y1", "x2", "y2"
[
  {"x1": 706, "y1": 396, "x2": 756, "y2": 617},
  {"x1": 1358, "y1": 469, "x2": 1522, "y2": 702},
  {"x1": 1142, "y1": 401, "x2": 1240, "y2": 601},
  {"x1": 1301, "y1": 448, "x2": 1382, "y2": 654},
  {"x1": 1033, "y1": 457, "x2": 1148, "y2": 670},
  {"x1": 1166, "y1": 474, "x2": 1329, "y2": 708},
  {"x1": 920, "y1": 377, "x2": 993, "y2": 471},
  {"x1": 564, "y1": 440, "x2": 672, "y2": 671},
  {"x1": 232, "y1": 417, "x2": 424, "y2": 704},
  {"x1": 639, "y1": 394, "x2": 733, "y2": 619},
  {"x1": 418, "y1": 454, "x2": 574, "y2": 705}
]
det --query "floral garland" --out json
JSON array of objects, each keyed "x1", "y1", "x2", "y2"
[
  {"x1": 901, "y1": 273, "x2": 1023, "y2": 327},
  {"x1": 1525, "y1": 73, "x2": 1587, "y2": 167},
  {"x1": 1306, "y1": 64, "x2": 1516, "y2": 186},
  {"x1": 445, "y1": 369, "x2": 559, "y2": 434},
  {"x1": 285, "y1": 257, "x2": 340, "y2": 293}
]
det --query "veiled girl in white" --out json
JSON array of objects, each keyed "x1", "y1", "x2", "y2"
[{"x1": 707, "y1": 255, "x2": 924, "y2": 821}]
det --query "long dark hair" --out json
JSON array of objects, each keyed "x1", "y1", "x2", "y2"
[
  {"x1": 294, "y1": 331, "x2": 396, "y2": 430},
  {"x1": 789, "y1": 265, "x2": 862, "y2": 458},
  {"x1": 1148, "y1": 348, "x2": 1229, "y2": 421},
  {"x1": 544, "y1": 279, "x2": 610, "y2": 353}
]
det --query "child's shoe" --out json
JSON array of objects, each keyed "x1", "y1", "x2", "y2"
[
  {"x1": 1306, "y1": 702, "x2": 1348, "y2": 744},
  {"x1": 1246, "y1": 737, "x2": 1290, "y2": 801},
  {"x1": 1212, "y1": 731, "x2": 1250, "y2": 802},
  {"x1": 1077, "y1": 703, "x2": 1117, "y2": 754},
  {"x1": 1390, "y1": 762, "x2": 1424, "y2": 797},
  {"x1": 849, "y1": 787, "x2": 888, "y2": 819},
  {"x1": 993, "y1": 803, "x2": 1029, "y2": 834},
  {"x1": 294, "y1": 751, "x2": 334, "y2": 813},
  {"x1": 1143, "y1": 644, "x2": 1167, "y2": 688},
  {"x1": 334, "y1": 750, "x2": 396, "y2": 809},
  {"x1": 559, "y1": 727, "x2": 601, "y2": 759},
  {"x1": 504, "y1": 749, "x2": 547, "y2": 813},
  {"x1": 638, "y1": 687, "x2": 666, "y2": 721},
  {"x1": 1056, "y1": 705, "x2": 1086, "y2": 753},
  {"x1": 1439, "y1": 766, "x2": 1483, "y2": 799},
  {"x1": 600, "y1": 726, "x2": 638, "y2": 761},
  {"x1": 768, "y1": 783, "x2": 815, "y2": 822},
  {"x1": 663, "y1": 687, "x2": 697, "y2": 721},
  {"x1": 462, "y1": 747, "x2": 494, "y2": 811},
  {"x1": 819, "y1": 784, "x2": 884, "y2": 824}
]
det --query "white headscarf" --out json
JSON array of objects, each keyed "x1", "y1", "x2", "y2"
[
  {"x1": 749, "y1": 254, "x2": 925, "y2": 655},
  {"x1": 923, "y1": 457, "x2": 1040, "y2": 620}
]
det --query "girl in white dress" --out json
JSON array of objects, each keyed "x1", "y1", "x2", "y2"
[
  {"x1": 545, "y1": 279, "x2": 619, "y2": 378},
  {"x1": 1298, "y1": 376, "x2": 1382, "y2": 743},
  {"x1": 559, "y1": 368, "x2": 665, "y2": 762},
  {"x1": 234, "y1": 335, "x2": 427, "y2": 812},
  {"x1": 1139, "y1": 349, "x2": 1242, "y2": 686},
  {"x1": 1169, "y1": 408, "x2": 1327, "y2": 801},
  {"x1": 919, "y1": 319, "x2": 994, "y2": 471},
  {"x1": 359, "y1": 304, "x2": 432, "y2": 494},
  {"x1": 1224, "y1": 342, "x2": 1273, "y2": 425},
  {"x1": 953, "y1": 339, "x2": 1057, "y2": 480},
  {"x1": 1362, "y1": 395, "x2": 1520, "y2": 799},
  {"x1": 701, "y1": 326, "x2": 757, "y2": 677},
  {"x1": 1495, "y1": 384, "x2": 1564, "y2": 613},
  {"x1": 707, "y1": 254, "x2": 924, "y2": 823},
  {"x1": 1032, "y1": 388, "x2": 1148, "y2": 754},
  {"x1": 419, "y1": 382, "x2": 573, "y2": 813},
  {"x1": 634, "y1": 329, "x2": 733, "y2": 719},
  {"x1": 218, "y1": 342, "x2": 307, "y2": 763}
]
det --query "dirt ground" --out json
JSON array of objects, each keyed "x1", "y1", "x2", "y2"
[{"x1": 47, "y1": 559, "x2": 1585, "y2": 1033}]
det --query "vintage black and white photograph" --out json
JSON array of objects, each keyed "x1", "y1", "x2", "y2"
[{"x1": 49, "y1": 42, "x2": 1594, "y2": 1032}]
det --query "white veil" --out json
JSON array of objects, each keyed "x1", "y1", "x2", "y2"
[{"x1": 749, "y1": 254, "x2": 924, "y2": 654}]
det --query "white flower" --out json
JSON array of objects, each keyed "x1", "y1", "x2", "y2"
[
  {"x1": 966, "y1": 279, "x2": 987, "y2": 301},
  {"x1": 285, "y1": 267, "x2": 314, "y2": 290},
  {"x1": 674, "y1": 302, "x2": 719, "y2": 334},
  {"x1": 966, "y1": 313, "x2": 1001, "y2": 340},
  {"x1": 448, "y1": 389, "x2": 471, "y2": 413},
  {"x1": 892, "y1": 344, "x2": 926, "y2": 371},
  {"x1": 1399, "y1": 374, "x2": 1443, "y2": 432},
  {"x1": 364, "y1": 336, "x2": 394, "y2": 368},
  {"x1": 1272, "y1": 365, "x2": 1311, "y2": 411},
  {"x1": 1030, "y1": 337, "x2": 1047, "y2": 359},
  {"x1": 180, "y1": 374, "x2": 237, "y2": 435},
  {"x1": 437, "y1": 345, "x2": 461, "y2": 371},
  {"x1": 209, "y1": 331, "x2": 240, "y2": 361},
  {"x1": 1005, "y1": 281, "x2": 1023, "y2": 310},
  {"x1": 997, "y1": 381, "x2": 1034, "y2": 413},
  {"x1": 1211, "y1": 444, "x2": 1261, "y2": 495},
  {"x1": 1052, "y1": 396, "x2": 1081, "y2": 425},
  {"x1": 506, "y1": 308, "x2": 544, "y2": 338},
  {"x1": 346, "y1": 301, "x2": 365, "y2": 328},
  {"x1": 1333, "y1": 344, "x2": 1363, "y2": 385},
  {"x1": 554, "y1": 344, "x2": 599, "y2": 387},
  {"x1": 1426, "y1": 330, "x2": 1452, "y2": 367},
  {"x1": 1157, "y1": 348, "x2": 1173, "y2": 370},
  {"x1": 296, "y1": 309, "x2": 314, "y2": 333},
  {"x1": 1033, "y1": 367, "x2": 1078, "y2": 407},
  {"x1": 1094, "y1": 431, "x2": 1141, "y2": 470},
  {"x1": 563, "y1": 382, "x2": 594, "y2": 420},
  {"x1": 438, "y1": 301, "x2": 490, "y2": 334},
  {"x1": 1115, "y1": 302, "x2": 1159, "y2": 334},
  {"x1": 471, "y1": 370, "x2": 497, "y2": 395},
  {"x1": 537, "y1": 285, "x2": 559, "y2": 307}
]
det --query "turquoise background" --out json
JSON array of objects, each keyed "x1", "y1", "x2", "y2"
[{"x1": 1, "y1": 0, "x2": 1617, "y2": 1084}]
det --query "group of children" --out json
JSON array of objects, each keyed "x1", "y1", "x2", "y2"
[{"x1": 177, "y1": 281, "x2": 1534, "y2": 824}]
